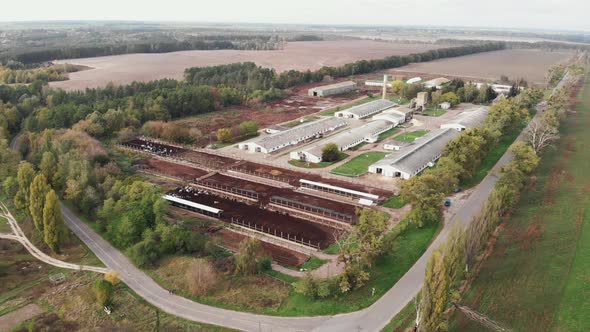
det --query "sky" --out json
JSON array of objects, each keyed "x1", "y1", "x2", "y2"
[{"x1": 1, "y1": 0, "x2": 589, "y2": 32}]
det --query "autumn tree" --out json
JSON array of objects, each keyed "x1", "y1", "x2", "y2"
[
  {"x1": 14, "y1": 161, "x2": 35, "y2": 211},
  {"x1": 94, "y1": 279, "x2": 114, "y2": 307},
  {"x1": 186, "y1": 259, "x2": 218, "y2": 296},
  {"x1": 43, "y1": 189, "x2": 67, "y2": 253},
  {"x1": 339, "y1": 209, "x2": 389, "y2": 292},
  {"x1": 419, "y1": 248, "x2": 448, "y2": 332},
  {"x1": 235, "y1": 238, "x2": 263, "y2": 275},
  {"x1": 391, "y1": 80, "x2": 405, "y2": 95},
  {"x1": 39, "y1": 151, "x2": 57, "y2": 184},
  {"x1": 29, "y1": 174, "x2": 51, "y2": 232},
  {"x1": 321, "y1": 143, "x2": 341, "y2": 162},
  {"x1": 217, "y1": 127, "x2": 233, "y2": 143},
  {"x1": 443, "y1": 225, "x2": 466, "y2": 285}
]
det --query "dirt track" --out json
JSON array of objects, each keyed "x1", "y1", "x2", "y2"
[{"x1": 50, "y1": 41, "x2": 445, "y2": 90}]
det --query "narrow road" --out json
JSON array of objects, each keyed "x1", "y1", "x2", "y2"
[{"x1": 0, "y1": 202, "x2": 109, "y2": 274}]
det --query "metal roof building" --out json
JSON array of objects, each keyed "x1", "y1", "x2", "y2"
[
  {"x1": 424, "y1": 77, "x2": 451, "y2": 89},
  {"x1": 369, "y1": 128, "x2": 460, "y2": 179},
  {"x1": 308, "y1": 81, "x2": 357, "y2": 97},
  {"x1": 441, "y1": 107, "x2": 489, "y2": 131},
  {"x1": 290, "y1": 119, "x2": 395, "y2": 163},
  {"x1": 238, "y1": 117, "x2": 347, "y2": 154},
  {"x1": 335, "y1": 99, "x2": 397, "y2": 119}
]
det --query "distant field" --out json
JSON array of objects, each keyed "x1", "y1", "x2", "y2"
[
  {"x1": 50, "y1": 40, "x2": 446, "y2": 90},
  {"x1": 391, "y1": 49, "x2": 574, "y2": 85}
]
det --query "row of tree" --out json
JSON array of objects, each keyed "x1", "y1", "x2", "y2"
[
  {"x1": 0, "y1": 64, "x2": 79, "y2": 84},
  {"x1": 400, "y1": 88, "x2": 544, "y2": 227},
  {"x1": 416, "y1": 60, "x2": 586, "y2": 332}
]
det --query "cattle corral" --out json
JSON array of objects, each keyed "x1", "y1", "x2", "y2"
[
  {"x1": 139, "y1": 158, "x2": 209, "y2": 180},
  {"x1": 389, "y1": 49, "x2": 575, "y2": 85},
  {"x1": 167, "y1": 187, "x2": 337, "y2": 249}
]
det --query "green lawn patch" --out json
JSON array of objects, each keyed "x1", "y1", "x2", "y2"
[
  {"x1": 300, "y1": 256, "x2": 328, "y2": 271},
  {"x1": 393, "y1": 130, "x2": 429, "y2": 143},
  {"x1": 382, "y1": 195, "x2": 407, "y2": 209},
  {"x1": 331, "y1": 152, "x2": 387, "y2": 177},
  {"x1": 288, "y1": 152, "x2": 348, "y2": 169},
  {"x1": 421, "y1": 107, "x2": 447, "y2": 117},
  {"x1": 0, "y1": 216, "x2": 10, "y2": 233},
  {"x1": 381, "y1": 298, "x2": 417, "y2": 332},
  {"x1": 276, "y1": 220, "x2": 439, "y2": 316},
  {"x1": 377, "y1": 127, "x2": 401, "y2": 141},
  {"x1": 450, "y1": 76, "x2": 590, "y2": 331},
  {"x1": 283, "y1": 116, "x2": 320, "y2": 128}
]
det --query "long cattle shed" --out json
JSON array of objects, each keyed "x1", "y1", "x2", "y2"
[
  {"x1": 335, "y1": 99, "x2": 397, "y2": 119},
  {"x1": 238, "y1": 117, "x2": 347, "y2": 154},
  {"x1": 290, "y1": 119, "x2": 395, "y2": 163},
  {"x1": 308, "y1": 81, "x2": 357, "y2": 97},
  {"x1": 441, "y1": 107, "x2": 489, "y2": 131},
  {"x1": 368, "y1": 128, "x2": 459, "y2": 179}
]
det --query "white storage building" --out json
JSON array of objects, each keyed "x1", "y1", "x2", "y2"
[
  {"x1": 369, "y1": 128, "x2": 459, "y2": 179},
  {"x1": 424, "y1": 77, "x2": 450, "y2": 89},
  {"x1": 239, "y1": 117, "x2": 347, "y2": 154},
  {"x1": 308, "y1": 81, "x2": 357, "y2": 97},
  {"x1": 441, "y1": 107, "x2": 489, "y2": 131},
  {"x1": 335, "y1": 99, "x2": 397, "y2": 119},
  {"x1": 290, "y1": 120, "x2": 395, "y2": 163}
]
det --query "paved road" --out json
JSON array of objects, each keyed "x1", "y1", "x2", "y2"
[
  {"x1": 5, "y1": 105, "x2": 549, "y2": 331},
  {"x1": 56, "y1": 120, "x2": 528, "y2": 332}
]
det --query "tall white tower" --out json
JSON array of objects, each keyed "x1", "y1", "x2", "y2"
[{"x1": 382, "y1": 74, "x2": 388, "y2": 100}]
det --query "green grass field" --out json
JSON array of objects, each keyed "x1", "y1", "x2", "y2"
[
  {"x1": 377, "y1": 127, "x2": 402, "y2": 141},
  {"x1": 276, "y1": 220, "x2": 439, "y2": 316},
  {"x1": 300, "y1": 256, "x2": 328, "y2": 270},
  {"x1": 288, "y1": 152, "x2": 348, "y2": 169},
  {"x1": 331, "y1": 152, "x2": 387, "y2": 176},
  {"x1": 393, "y1": 130, "x2": 429, "y2": 143},
  {"x1": 421, "y1": 107, "x2": 447, "y2": 117},
  {"x1": 450, "y1": 77, "x2": 590, "y2": 331},
  {"x1": 382, "y1": 195, "x2": 407, "y2": 209}
]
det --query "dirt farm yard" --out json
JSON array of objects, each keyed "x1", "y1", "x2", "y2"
[
  {"x1": 50, "y1": 40, "x2": 447, "y2": 90},
  {"x1": 390, "y1": 49, "x2": 575, "y2": 85}
]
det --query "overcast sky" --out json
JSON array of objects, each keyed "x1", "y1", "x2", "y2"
[{"x1": 1, "y1": 0, "x2": 589, "y2": 32}]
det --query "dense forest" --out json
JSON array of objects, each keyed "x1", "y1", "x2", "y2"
[{"x1": 0, "y1": 26, "x2": 284, "y2": 64}]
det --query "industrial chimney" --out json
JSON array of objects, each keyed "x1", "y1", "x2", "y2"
[{"x1": 382, "y1": 74, "x2": 388, "y2": 100}]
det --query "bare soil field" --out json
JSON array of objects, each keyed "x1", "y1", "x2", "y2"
[
  {"x1": 389, "y1": 49, "x2": 574, "y2": 85},
  {"x1": 140, "y1": 158, "x2": 209, "y2": 180},
  {"x1": 212, "y1": 228, "x2": 310, "y2": 268},
  {"x1": 173, "y1": 92, "x2": 365, "y2": 143},
  {"x1": 168, "y1": 188, "x2": 336, "y2": 248},
  {"x1": 50, "y1": 40, "x2": 445, "y2": 90}
]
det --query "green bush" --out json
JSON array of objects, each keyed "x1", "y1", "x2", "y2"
[{"x1": 93, "y1": 279, "x2": 114, "y2": 307}]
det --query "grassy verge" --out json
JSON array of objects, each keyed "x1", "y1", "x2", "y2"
[
  {"x1": 382, "y1": 195, "x2": 407, "y2": 209},
  {"x1": 331, "y1": 152, "x2": 387, "y2": 177},
  {"x1": 460, "y1": 128, "x2": 520, "y2": 189},
  {"x1": 276, "y1": 220, "x2": 439, "y2": 316},
  {"x1": 283, "y1": 116, "x2": 320, "y2": 128},
  {"x1": 288, "y1": 152, "x2": 348, "y2": 169},
  {"x1": 0, "y1": 216, "x2": 10, "y2": 233},
  {"x1": 300, "y1": 256, "x2": 328, "y2": 270},
  {"x1": 450, "y1": 77, "x2": 590, "y2": 331},
  {"x1": 381, "y1": 298, "x2": 417, "y2": 332},
  {"x1": 377, "y1": 127, "x2": 402, "y2": 141},
  {"x1": 393, "y1": 130, "x2": 429, "y2": 143},
  {"x1": 421, "y1": 107, "x2": 446, "y2": 117}
]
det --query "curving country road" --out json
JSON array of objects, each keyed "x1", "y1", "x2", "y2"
[{"x1": 6, "y1": 96, "x2": 554, "y2": 331}]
